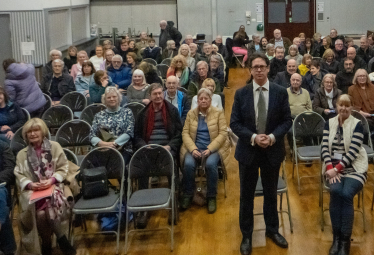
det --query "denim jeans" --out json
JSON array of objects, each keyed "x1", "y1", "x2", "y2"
[
  {"x1": 183, "y1": 152, "x2": 220, "y2": 198},
  {"x1": 0, "y1": 187, "x2": 17, "y2": 254},
  {"x1": 329, "y1": 177, "x2": 363, "y2": 237}
]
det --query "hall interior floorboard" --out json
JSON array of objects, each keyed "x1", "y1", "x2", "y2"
[{"x1": 12, "y1": 67, "x2": 374, "y2": 255}]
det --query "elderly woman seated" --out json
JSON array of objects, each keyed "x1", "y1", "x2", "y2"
[
  {"x1": 89, "y1": 87, "x2": 134, "y2": 164},
  {"x1": 163, "y1": 76, "x2": 191, "y2": 124},
  {"x1": 75, "y1": 60, "x2": 96, "y2": 99},
  {"x1": 0, "y1": 87, "x2": 26, "y2": 144},
  {"x1": 126, "y1": 69, "x2": 151, "y2": 105},
  {"x1": 320, "y1": 49, "x2": 340, "y2": 74},
  {"x1": 321, "y1": 94, "x2": 368, "y2": 255},
  {"x1": 14, "y1": 118, "x2": 76, "y2": 255},
  {"x1": 180, "y1": 88, "x2": 230, "y2": 214},
  {"x1": 209, "y1": 55, "x2": 225, "y2": 88},
  {"x1": 166, "y1": 55, "x2": 190, "y2": 88},
  {"x1": 285, "y1": 45, "x2": 303, "y2": 65},
  {"x1": 41, "y1": 59, "x2": 76, "y2": 105},
  {"x1": 265, "y1": 43, "x2": 275, "y2": 60},
  {"x1": 42, "y1": 49, "x2": 69, "y2": 78},
  {"x1": 313, "y1": 74, "x2": 342, "y2": 120},
  {"x1": 70, "y1": 50, "x2": 89, "y2": 81},
  {"x1": 89, "y1": 70, "x2": 115, "y2": 104},
  {"x1": 191, "y1": 78, "x2": 222, "y2": 111},
  {"x1": 178, "y1": 44, "x2": 196, "y2": 71},
  {"x1": 162, "y1": 40, "x2": 178, "y2": 60}
]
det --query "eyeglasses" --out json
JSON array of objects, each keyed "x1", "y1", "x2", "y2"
[
  {"x1": 252, "y1": 65, "x2": 267, "y2": 71},
  {"x1": 357, "y1": 75, "x2": 367, "y2": 78}
]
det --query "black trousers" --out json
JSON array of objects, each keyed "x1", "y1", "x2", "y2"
[{"x1": 239, "y1": 151, "x2": 281, "y2": 238}]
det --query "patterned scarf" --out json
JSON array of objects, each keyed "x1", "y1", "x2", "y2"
[{"x1": 27, "y1": 138, "x2": 69, "y2": 220}]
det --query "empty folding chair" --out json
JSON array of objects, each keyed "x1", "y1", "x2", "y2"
[
  {"x1": 80, "y1": 103, "x2": 106, "y2": 126},
  {"x1": 125, "y1": 102, "x2": 145, "y2": 122},
  {"x1": 21, "y1": 108, "x2": 30, "y2": 120},
  {"x1": 157, "y1": 64, "x2": 169, "y2": 79},
  {"x1": 42, "y1": 105, "x2": 73, "y2": 139},
  {"x1": 161, "y1": 58, "x2": 172, "y2": 66},
  {"x1": 60, "y1": 91, "x2": 87, "y2": 118}
]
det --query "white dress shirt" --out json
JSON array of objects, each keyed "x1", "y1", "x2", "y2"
[{"x1": 251, "y1": 79, "x2": 275, "y2": 146}]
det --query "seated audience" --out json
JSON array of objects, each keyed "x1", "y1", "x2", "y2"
[
  {"x1": 191, "y1": 78, "x2": 223, "y2": 111},
  {"x1": 333, "y1": 39, "x2": 347, "y2": 62},
  {"x1": 103, "y1": 39, "x2": 118, "y2": 54},
  {"x1": 135, "y1": 31, "x2": 149, "y2": 57},
  {"x1": 287, "y1": 73, "x2": 312, "y2": 118},
  {"x1": 268, "y1": 46, "x2": 287, "y2": 81},
  {"x1": 118, "y1": 41, "x2": 130, "y2": 62},
  {"x1": 90, "y1": 87, "x2": 134, "y2": 164},
  {"x1": 304, "y1": 38, "x2": 314, "y2": 55},
  {"x1": 128, "y1": 40, "x2": 139, "y2": 56},
  {"x1": 180, "y1": 88, "x2": 229, "y2": 213},
  {"x1": 75, "y1": 60, "x2": 96, "y2": 99},
  {"x1": 258, "y1": 37, "x2": 268, "y2": 54},
  {"x1": 209, "y1": 55, "x2": 225, "y2": 89},
  {"x1": 126, "y1": 52, "x2": 139, "y2": 73},
  {"x1": 189, "y1": 43, "x2": 206, "y2": 63},
  {"x1": 0, "y1": 87, "x2": 26, "y2": 143},
  {"x1": 211, "y1": 44, "x2": 227, "y2": 72},
  {"x1": 159, "y1": 20, "x2": 182, "y2": 49},
  {"x1": 273, "y1": 59, "x2": 298, "y2": 88},
  {"x1": 329, "y1": 28, "x2": 345, "y2": 49},
  {"x1": 312, "y1": 32, "x2": 322, "y2": 57},
  {"x1": 107, "y1": 55, "x2": 132, "y2": 92},
  {"x1": 0, "y1": 140, "x2": 16, "y2": 255},
  {"x1": 348, "y1": 69, "x2": 374, "y2": 131},
  {"x1": 301, "y1": 59, "x2": 327, "y2": 100},
  {"x1": 183, "y1": 34, "x2": 194, "y2": 46},
  {"x1": 320, "y1": 49, "x2": 340, "y2": 74},
  {"x1": 338, "y1": 47, "x2": 367, "y2": 72},
  {"x1": 166, "y1": 55, "x2": 190, "y2": 88},
  {"x1": 345, "y1": 37, "x2": 358, "y2": 51},
  {"x1": 320, "y1": 36, "x2": 332, "y2": 58},
  {"x1": 293, "y1": 37, "x2": 305, "y2": 55},
  {"x1": 142, "y1": 38, "x2": 162, "y2": 63},
  {"x1": 126, "y1": 69, "x2": 150, "y2": 105},
  {"x1": 269, "y1": 29, "x2": 292, "y2": 55},
  {"x1": 188, "y1": 61, "x2": 221, "y2": 101},
  {"x1": 14, "y1": 118, "x2": 76, "y2": 255},
  {"x1": 40, "y1": 59, "x2": 75, "y2": 105},
  {"x1": 179, "y1": 44, "x2": 196, "y2": 71},
  {"x1": 63, "y1": 46, "x2": 77, "y2": 72},
  {"x1": 162, "y1": 40, "x2": 178, "y2": 60},
  {"x1": 164, "y1": 76, "x2": 190, "y2": 124},
  {"x1": 138, "y1": 62, "x2": 162, "y2": 85},
  {"x1": 313, "y1": 74, "x2": 342, "y2": 120},
  {"x1": 89, "y1": 45, "x2": 104, "y2": 71},
  {"x1": 321, "y1": 94, "x2": 367, "y2": 255},
  {"x1": 3, "y1": 59, "x2": 46, "y2": 117},
  {"x1": 232, "y1": 30, "x2": 250, "y2": 67},
  {"x1": 202, "y1": 43, "x2": 213, "y2": 62},
  {"x1": 248, "y1": 34, "x2": 261, "y2": 55},
  {"x1": 357, "y1": 35, "x2": 374, "y2": 64},
  {"x1": 298, "y1": 54, "x2": 312, "y2": 76},
  {"x1": 213, "y1": 35, "x2": 229, "y2": 62},
  {"x1": 89, "y1": 70, "x2": 114, "y2": 103},
  {"x1": 285, "y1": 45, "x2": 303, "y2": 65},
  {"x1": 336, "y1": 58, "x2": 355, "y2": 94},
  {"x1": 133, "y1": 83, "x2": 183, "y2": 228},
  {"x1": 42, "y1": 49, "x2": 69, "y2": 78},
  {"x1": 99, "y1": 49, "x2": 114, "y2": 71},
  {"x1": 265, "y1": 44, "x2": 275, "y2": 60},
  {"x1": 70, "y1": 50, "x2": 88, "y2": 81},
  {"x1": 368, "y1": 34, "x2": 374, "y2": 48}
]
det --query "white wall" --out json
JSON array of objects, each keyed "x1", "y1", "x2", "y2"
[{"x1": 0, "y1": 0, "x2": 90, "y2": 11}]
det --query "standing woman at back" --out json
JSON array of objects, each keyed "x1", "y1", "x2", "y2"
[
  {"x1": 232, "y1": 26, "x2": 250, "y2": 67},
  {"x1": 3, "y1": 59, "x2": 46, "y2": 118}
]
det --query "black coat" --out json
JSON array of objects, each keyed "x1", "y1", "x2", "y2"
[
  {"x1": 42, "y1": 60, "x2": 69, "y2": 79},
  {"x1": 145, "y1": 70, "x2": 162, "y2": 85},
  {"x1": 268, "y1": 58, "x2": 288, "y2": 81},
  {"x1": 312, "y1": 87, "x2": 342, "y2": 119},
  {"x1": 273, "y1": 71, "x2": 293, "y2": 88},
  {"x1": 338, "y1": 56, "x2": 367, "y2": 72},
  {"x1": 159, "y1": 21, "x2": 182, "y2": 49},
  {"x1": 63, "y1": 56, "x2": 77, "y2": 71},
  {"x1": 40, "y1": 73, "x2": 76, "y2": 97},
  {"x1": 0, "y1": 102, "x2": 26, "y2": 133},
  {"x1": 133, "y1": 100, "x2": 182, "y2": 156},
  {"x1": 320, "y1": 60, "x2": 340, "y2": 74},
  {"x1": 334, "y1": 48, "x2": 347, "y2": 62},
  {"x1": 301, "y1": 69, "x2": 328, "y2": 100},
  {"x1": 230, "y1": 82, "x2": 292, "y2": 166},
  {"x1": 143, "y1": 47, "x2": 162, "y2": 64},
  {"x1": 0, "y1": 140, "x2": 16, "y2": 190},
  {"x1": 335, "y1": 70, "x2": 355, "y2": 94},
  {"x1": 356, "y1": 47, "x2": 374, "y2": 64}
]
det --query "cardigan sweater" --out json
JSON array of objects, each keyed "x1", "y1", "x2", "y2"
[
  {"x1": 348, "y1": 83, "x2": 374, "y2": 114},
  {"x1": 286, "y1": 87, "x2": 312, "y2": 117}
]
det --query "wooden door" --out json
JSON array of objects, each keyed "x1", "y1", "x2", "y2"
[{"x1": 264, "y1": 0, "x2": 315, "y2": 40}]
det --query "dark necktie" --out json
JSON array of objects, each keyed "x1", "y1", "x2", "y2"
[{"x1": 257, "y1": 87, "x2": 267, "y2": 134}]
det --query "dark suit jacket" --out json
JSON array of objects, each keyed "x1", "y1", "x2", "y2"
[{"x1": 230, "y1": 82, "x2": 292, "y2": 166}]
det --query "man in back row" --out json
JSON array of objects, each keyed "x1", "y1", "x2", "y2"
[{"x1": 269, "y1": 29, "x2": 292, "y2": 55}]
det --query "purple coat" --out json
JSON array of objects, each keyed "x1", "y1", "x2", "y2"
[{"x1": 4, "y1": 63, "x2": 46, "y2": 114}]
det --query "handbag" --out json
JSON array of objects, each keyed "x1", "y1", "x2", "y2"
[{"x1": 81, "y1": 166, "x2": 109, "y2": 199}]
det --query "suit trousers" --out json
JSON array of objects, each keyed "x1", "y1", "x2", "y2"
[{"x1": 239, "y1": 150, "x2": 281, "y2": 238}]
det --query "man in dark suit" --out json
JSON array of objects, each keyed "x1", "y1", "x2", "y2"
[{"x1": 230, "y1": 53, "x2": 292, "y2": 255}]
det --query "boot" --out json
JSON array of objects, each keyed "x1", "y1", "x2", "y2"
[
  {"x1": 41, "y1": 240, "x2": 52, "y2": 255},
  {"x1": 338, "y1": 235, "x2": 351, "y2": 255},
  {"x1": 57, "y1": 235, "x2": 76, "y2": 255},
  {"x1": 329, "y1": 231, "x2": 340, "y2": 255}
]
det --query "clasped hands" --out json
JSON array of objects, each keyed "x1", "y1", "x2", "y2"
[
  {"x1": 325, "y1": 168, "x2": 341, "y2": 184},
  {"x1": 255, "y1": 134, "x2": 272, "y2": 148},
  {"x1": 192, "y1": 149, "x2": 211, "y2": 159},
  {"x1": 30, "y1": 179, "x2": 54, "y2": 191}
]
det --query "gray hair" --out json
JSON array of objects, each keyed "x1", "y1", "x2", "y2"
[
  {"x1": 101, "y1": 86, "x2": 122, "y2": 106},
  {"x1": 148, "y1": 83, "x2": 164, "y2": 95},
  {"x1": 252, "y1": 34, "x2": 260, "y2": 40},
  {"x1": 160, "y1": 20, "x2": 167, "y2": 25},
  {"x1": 196, "y1": 61, "x2": 209, "y2": 69},
  {"x1": 167, "y1": 40, "x2": 175, "y2": 49},
  {"x1": 166, "y1": 75, "x2": 180, "y2": 84},
  {"x1": 189, "y1": 43, "x2": 198, "y2": 48},
  {"x1": 52, "y1": 59, "x2": 64, "y2": 67},
  {"x1": 210, "y1": 54, "x2": 221, "y2": 63},
  {"x1": 361, "y1": 35, "x2": 368, "y2": 41},
  {"x1": 49, "y1": 49, "x2": 62, "y2": 58},
  {"x1": 197, "y1": 88, "x2": 213, "y2": 99},
  {"x1": 185, "y1": 35, "x2": 193, "y2": 39},
  {"x1": 112, "y1": 54, "x2": 123, "y2": 62},
  {"x1": 288, "y1": 44, "x2": 299, "y2": 54},
  {"x1": 266, "y1": 43, "x2": 275, "y2": 50}
]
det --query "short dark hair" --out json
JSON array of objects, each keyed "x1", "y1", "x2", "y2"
[
  {"x1": 343, "y1": 57, "x2": 354, "y2": 64},
  {"x1": 310, "y1": 59, "x2": 320, "y2": 68},
  {"x1": 148, "y1": 83, "x2": 163, "y2": 95},
  {"x1": 0, "y1": 86, "x2": 9, "y2": 104},
  {"x1": 81, "y1": 61, "x2": 96, "y2": 76},
  {"x1": 3, "y1": 58, "x2": 16, "y2": 72},
  {"x1": 247, "y1": 53, "x2": 270, "y2": 68},
  {"x1": 94, "y1": 70, "x2": 106, "y2": 85}
]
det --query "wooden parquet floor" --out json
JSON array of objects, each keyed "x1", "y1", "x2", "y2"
[{"x1": 13, "y1": 67, "x2": 374, "y2": 255}]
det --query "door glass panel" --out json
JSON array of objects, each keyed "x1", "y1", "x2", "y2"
[
  {"x1": 292, "y1": 1, "x2": 309, "y2": 23},
  {"x1": 268, "y1": 0, "x2": 286, "y2": 23}
]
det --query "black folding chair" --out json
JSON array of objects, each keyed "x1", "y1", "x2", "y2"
[
  {"x1": 142, "y1": 58, "x2": 157, "y2": 66},
  {"x1": 60, "y1": 91, "x2": 87, "y2": 118},
  {"x1": 80, "y1": 103, "x2": 106, "y2": 126},
  {"x1": 21, "y1": 108, "x2": 30, "y2": 120},
  {"x1": 161, "y1": 58, "x2": 172, "y2": 66},
  {"x1": 157, "y1": 64, "x2": 169, "y2": 79},
  {"x1": 42, "y1": 105, "x2": 73, "y2": 138},
  {"x1": 125, "y1": 102, "x2": 145, "y2": 123}
]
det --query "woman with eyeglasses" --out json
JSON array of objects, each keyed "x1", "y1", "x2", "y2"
[{"x1": 166, "y1": 55, "x2": 190, "y2": 88}]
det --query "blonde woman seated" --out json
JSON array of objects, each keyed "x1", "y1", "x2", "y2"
[
  {"x1": 178, "y1": 44, "x2": 196, "y2": 71},
  {"x1": 14, "y1": 118, "x2": 76, "y2": 255},
  {"x1": 166, "y1": 55, "x2": 190, "y2": 88},
  {"x1": 191, "y1": 78, "x2": 222, "y2": 110},
  {"x1": 126, "y1": 69, "x2": 150, "y2": 105},
  {"x1": 298, "y1": 54, "x2": 312, "y2": 76},
  {"x1": 180, "y1": 88, "x2": 230, "y2": 214},
  {"x1": 321, "y1": 94, "x2": 367, "y2": 255},
  {"x1": 285, "y1": 45, "x2": 303, "y2": 65}
]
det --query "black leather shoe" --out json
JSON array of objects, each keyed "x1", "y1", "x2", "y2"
[
  {"x1": 136, "y1": 212, "x2": 149, "y2": 229},
  {"x1": 329, "y1": 231, "x2": 340, "y2": 255},
  {"x1": 240, "y1": 238, "x2": 252, "y2": 255},
  {"x1": 265, "y1": 232, "x2": 288, "y2": 248},
  {"x1": 338, "y1": 236, "x2": 351, "y2": 255}
]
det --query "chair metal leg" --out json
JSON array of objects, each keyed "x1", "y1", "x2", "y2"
[
  {"x1": 295, "y1": 153, "x2": 301, "y2": 194},
  {"x1": 361, "y1": 190, "x2": 366, "y2": 232},
  {"x1": 171, "y1": 191, "x2": 174, "y2": 251},
  {"x1": 279, "y1": 193, "x2": 283, "y2": 211},
  {"x1": 321, "y1": 188, "x2": 325, "y2": 231},
  {"x1": 124, "y1": 209, "x2": 129, "y2": 254},
  {"x1": 285, "y1": 190, "x2": 293, "y2": 233},
  {"x1": 372, "y1": 186, "x2": 374, "y2": 210},
  {"x1": 358, "y1": 192, "x2": 361, "y2": 208}
]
